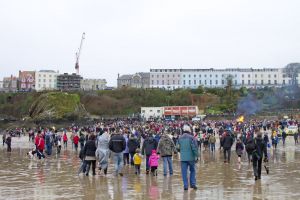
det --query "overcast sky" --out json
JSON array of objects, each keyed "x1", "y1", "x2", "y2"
[{"x1": 0, "y1": 0, "x2": 299, "y2": 86}]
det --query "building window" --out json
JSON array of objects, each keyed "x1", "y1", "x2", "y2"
[
  {"x1": 189, "y1": 80, "x2": 191, "y2": 85},
  {"x1": 255, "y1": 74, "x2": 257, "y2": 78},
  {"x1": 189, "y1": 74, "x2": 191, "y2": 78},
  {"x1": 178, "y1": 80, "x2": 180, "y2": 84},
  {"x1": 183, "y1": 75, "x2": 185, "y2": 78},
  {"x1": 167, "y1": 75, "x2": 169, "y2": 78},
  {"x1": 194, "y1": 74, "x2": 196, "y2": 78},
  {"x1": 157, "y1": 80, "x2": 159, "y2": 85},
  {"x1": 283, "y1": 80, "x2": 285, "y2": 85},
  {"x1": 261, "y1": 80, "x2": 264, "y2": 84},
  {"x1": 255, "y1": 80, "x2": 257, "y2": 84},
  {"x1": 204, "y1": 75, "x2": 207, "y2": 78},
  {"x1": 283, "y1": 75, "x2": 286, "y2": 78},
  {"x1": 199, "y1": 75, "x2": 201, "y2": 78},
  {"x1": 268, "y1": 80, "x2": 271, "y2": 84},
  {"x1": 199, "y1": 80, "x2": 201, "y2": 84},
  {"x1": 242, "y1": 74, "x2": 244, "y2": 78},
  {"x1": 173, "y1": 80, "x2": 175, "y2": 84},
  {"x1": 204, "y1": 80, "x2": 207, "y2": 85},
  {"x1": 274, "y1": 74, "x2": 277, "y2": 78},
  {"x1": 43, "y1": 75, "x2": 46, "y2": 77},
  {"x1": 210, "y1": 74, "x2": 212, "y2": 78},
  {"x1": 222, "y1": 80, "x2": 224, "y2": 85},
  {"x1": 157, "y1": 75, "x2": 159, "y2": 78},
  {"x1": 268, "y1": 74, "x2": 271, "y2": 78},
  {"x1": 43, "y1": 79, "x2": 46, "y2": 82},
  {"x1": 49, "y1": 75, "x2": 52, "y2": 78},
  {"x1": 173, "y1": 74, "x2": 175, "y2": 78},
  {"x1": 162, "y1": 75, "x2": 164, "y2": 78},
  {"x1": 194, "y1": 80, "x2": 196, "y2": 85},
  {"x1": 248, "y1": 80, "x2": 250, "y2": 85},
  {"x1": 215, "y1": 80, "x2": 218, "y2": 85},
  {"x1": 242, "y1": 80, "x2": 244, "y2": 85},
  {"x1": 215, "y1": 75, "x2": 218, "y2": 78},
  {"x1": 160, "y1": 70, "x2": 162, "y2": 72},
  {"x1": 152, "y1": 80, "x2": 154, "y2": 85},
  {"x1": 162, "y1": 80, "x2": 164, "y2": 85},
  {"x1": 210, "y1": 80, "x2": 212, "y2": 85},
  {"x1": 274, "y1": 80, "x2": 277, "y2": 85},
  {"x1": 39, "y1": 74, "x2": 41, "y2": 77},
  {"x1": 248, "y1": 74, "x2": 250, "y2": 78},
  {"x1": 183, "y1": 80, "x2": 186, "y2": 85},
  {"x1": 261, "y1": 74, "x2": 263, "y2": 78},
  {"x1": 235, "y1": 80, "x2": 237, "y2": 85},
  {"x1": 152, "y1": 75, "x2": 154, "y2": 78}
]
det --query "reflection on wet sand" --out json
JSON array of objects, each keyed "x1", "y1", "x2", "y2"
[{"x1": 0, "y1": 137, "x2": 300, "y2": 199}]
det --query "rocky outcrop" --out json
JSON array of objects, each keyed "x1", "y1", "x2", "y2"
[{"x1": 29, "y1": 92, "x2": 87, "y2": 122}]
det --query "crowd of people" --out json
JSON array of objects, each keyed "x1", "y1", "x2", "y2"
[{"x1": 1, "y1": 118, "x2": 300, "y2": 190}]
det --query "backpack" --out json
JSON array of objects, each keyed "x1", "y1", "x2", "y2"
[{"x1": 245, "y1": 139, "x2": 256, "y2": 154}]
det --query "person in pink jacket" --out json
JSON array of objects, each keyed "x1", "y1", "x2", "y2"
[{"x1": 149, "y1": 149, "x2": 160, "y2": 176}]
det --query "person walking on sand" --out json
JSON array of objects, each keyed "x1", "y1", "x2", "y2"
[
  {"x1": 252, "y1": 130, "x2": 268, "y2": 181},
  {"x1": 2, "y1": 130, "x2": 7, "y2": 146},
  {"x1": 177, "y1": 125, "x2": 198, "y2": 191},
  {"x1": 83, "y1": 134, "x2": 97, "y2": 176},
  {"x1": 149, "y1": 149, "x2": 160, "y2": 176},
  {"x1": 236, "y1": 138, "x2": 244, "y2": 163},
  {"x1": 109, "y1": 130, "x2": 126, "y2": 176},
  {"x1": 96, "y1": 130, "x2": 110, "y2": 175},
  {"x1": 63, "y1": 132, "x2": 68, "y2": 149},
  {"x1": 157, "y1": 132, "x2": 177, "y2": 176},
  {"x1": 6, "y1": 134, "x2": 12, "y2": 152}
]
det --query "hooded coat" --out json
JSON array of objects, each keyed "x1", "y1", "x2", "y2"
[
  {"x1": 157, "y1": 134, "x2": 176, "y2": 157},
  {"x1": 142, "y1": 136, "x2": 158, "y2": 156},
  {"x1": 96, "y1": 132, "x2": 110, "y2": 169}
]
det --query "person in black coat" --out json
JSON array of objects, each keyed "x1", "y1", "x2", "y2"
[
  {"x1": 252, "y1": 131, "x2": 268, "y2": 180},
  {"x1": 222, "y1": 131, "x2": 234, "y2": 163},
  {"x1": 142, "y1": 134, "x2": 158, "y2": 174},
  {"x1": 128, "y1": 134, "x2": 139, "y2": 166},
  {"x1": 109, "y1": 132, "x2": 126, "y2": 176},
  {"x1": 83, "y1": 134, "x2": 97, "y2": 176}
]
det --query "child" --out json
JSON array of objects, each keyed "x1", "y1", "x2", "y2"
[
  {"x1": 149, "y1": 149, "x2": 160, "y2": 176},
  {"x1": 236, "y1": 138, "x2": 244, "y2": 163},
  {"x1": 133, "y1": 148, "x2": 142, "y2": 175}
]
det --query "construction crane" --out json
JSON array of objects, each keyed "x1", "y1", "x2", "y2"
[{"x1": 75, "y1": 32, "x2": 85, "y2": 75}]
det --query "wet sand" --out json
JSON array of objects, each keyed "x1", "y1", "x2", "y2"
[{"x1": 0, "y1": 136, "x2": 300, "y2": 200}]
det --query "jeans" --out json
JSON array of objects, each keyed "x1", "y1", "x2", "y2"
[
  {"x1": 85, "y1": 160, "x2": 96, "y2": 175},
  {"x1": 123, "y1": 153, "x2": 129, "y2": 165},
  {"x1": 130, "y1": 152, "x2": 135, "y2": 165},
  {"x1": 181, "y1": 161, "x2": 196, "y2": 189},
  {"x1": 113, "y1": 152, "x2": 124, "y2": 174},
  {"x1": 46, "y1": 143, "x2": 52, "y2": 155},
  {"x1": 162, "y1": 156, "x2": 173, "y2": 176},
  {"x1": 223, "y1": 148, "x2": 231, "y2": 161},
  {"x1": 146, "y1": 155, "x2": 150, "y2": 171},
  {"x1": 210, "y1": 143, "x2": 215, "y2": 152}
]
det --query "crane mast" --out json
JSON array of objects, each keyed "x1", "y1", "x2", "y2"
[{"x1": 75, "y1": 32, "x2": 85, "y2": 75}]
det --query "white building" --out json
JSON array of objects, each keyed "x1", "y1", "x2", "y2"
[
  {"x1": 35, "y1": 70, "x2": 59, "y2": 91},
  {"x1": 141, "y1": 107, "x2": 163, "y2": 120},
  {"x1": 81, "y1": 79, "x2": 107, "y2": 90},
  {"x1": 0, "y1": 81, "x2": 3, "y2": 91},
  {"x1": 150, "y1": 68, "x2": 299, "y2": 89}
]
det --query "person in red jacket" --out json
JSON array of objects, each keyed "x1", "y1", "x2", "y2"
[
  {"x1": 63, "y1": 132, "x2": 68, "y2": 149},
  {"x1": 73, "y1": 133, "x2": 80, "y2": 151},
  {"x1": 37, "y1": 133, "x2": 45, "y2": 159}
]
